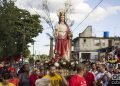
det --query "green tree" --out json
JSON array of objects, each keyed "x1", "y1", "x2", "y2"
[
  {"x1": 28, "y1": 57, "x2": 34, "y2": 64},
  {"x1": 0, "y1": 0, "x2": 43, "y2": 59},
  {"x1": 40, "y1": 54, "x2": 49, "y2": 60}
]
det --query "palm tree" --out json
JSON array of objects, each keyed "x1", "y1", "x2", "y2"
[{"x1": 46, "y1": 33, "x2": 54, "y2": 59}]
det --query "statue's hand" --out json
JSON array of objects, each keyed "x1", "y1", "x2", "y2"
[
  {"x1": 68, "y1": 31, "x2": 73, "y2": 37},
  {"x1": 67, "y1": 32, "x2": 72, "y2": 39}
]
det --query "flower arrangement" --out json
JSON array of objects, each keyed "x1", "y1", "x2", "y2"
[{"x1": 41, "y1": 58, "x2": 79, "y2": 72}]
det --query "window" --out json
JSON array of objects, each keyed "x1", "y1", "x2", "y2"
[
  {"x1": 94, "y1": 39, "x2": 100, "y2": 46},
  {"x1": 102, "y1": 40, "x2": 105, "y2": 46},
  {"x1": 81, "y1": 53, "x2": 90, "y2": 61},
  {"x1": 115, "y1": 43, "x2": 119, "y2": 45},
  {"x1": 84, "y1": 39, "x2": 86, "y2": 42}
]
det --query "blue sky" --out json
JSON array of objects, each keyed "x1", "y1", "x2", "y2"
[{"x1": 15, "y1": 0, "x2": 120, "y2": 55}]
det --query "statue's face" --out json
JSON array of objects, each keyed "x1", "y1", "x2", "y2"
[{"x1": 61, "y1": 15, "x2": 65, "y2": 22}]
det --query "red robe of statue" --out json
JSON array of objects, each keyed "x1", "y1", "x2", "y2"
[{"x1": 54, "y1": 23, "x2": 71, "y2": 61}]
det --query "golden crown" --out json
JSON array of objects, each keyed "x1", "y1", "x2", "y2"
[{"x1": 57, "y1": 9, "x2": 66, "y2": 17}]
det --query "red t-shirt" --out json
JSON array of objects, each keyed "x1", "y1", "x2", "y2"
[
  {"x1": 84, "y1": 72, "x2": 95, "y2": 86},
  {"x1": 29, "y1": 74, "x2": 39, "y2": 86},
  {"x1": 69, "y1": 75, "x2": 87, "y2": 86},
  {"x1": 8, "y1": 67, "x2": 16, "y2": 72},
  {"x1": 9, "y1": 78, "x2": 19, "y2": 86}
]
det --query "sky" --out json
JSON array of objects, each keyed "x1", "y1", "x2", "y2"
[{"x1": 15, "y1": 0, "x2": 120, "y2": 55}]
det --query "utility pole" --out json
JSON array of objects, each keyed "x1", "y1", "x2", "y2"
[
  {"x1": 33, "y1": 41, "x2": 34, "y2": 57},
  {"x1": 49, "y1": 37, "x2": 53, "y2": 59},
  {"x1": 22, "y1": 33, "x2": 25, "y2": 64}
]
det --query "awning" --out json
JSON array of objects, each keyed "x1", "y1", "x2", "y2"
[{"x1": 97, "y1": 46, "x2": 114, "y2": 53}]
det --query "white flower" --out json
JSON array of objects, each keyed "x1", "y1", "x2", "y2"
[
  {"x1": 76, "y1": 61, "x2": 78, "y2": 64},
  {"x1": 54, "y1": 62, "x2": 59, "y2": 67},
  {"x1": 41, "y1": 63, "x2": 43, "y2": 66},
  {"x1": 63, "y1": 62, "x2": 66, "y2": 65},
  {"x1": 45, "y1": 61, "x2": 48, "y2": 63},
  {"x1": 20, "y1": 58, "x2": 22, "y2": 61},
  {"x1": 71, "y1": 62, "x2": 74, "y2": 65}
]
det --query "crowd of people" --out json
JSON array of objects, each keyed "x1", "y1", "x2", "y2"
[
  {"x1": 0, "y1": 51, "x2": 120, "y2": 86},
  {"x1": 0, "y1": 59, "x2": 67, "y2": 86}
]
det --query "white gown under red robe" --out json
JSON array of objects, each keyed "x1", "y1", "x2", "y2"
[{"x1": 54, "y1": 23, "x2": 71, "y2": 61}]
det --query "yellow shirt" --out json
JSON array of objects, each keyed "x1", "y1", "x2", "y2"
[
  {"x1": 0, "y1": 83, "x2": 15, "y2": 86},
  {"x1": 44, "y1": 73, "x2": 64, "y2": 86},
  {"x1": 108, "y1": 59, "x2": 118, "y2": 63}
]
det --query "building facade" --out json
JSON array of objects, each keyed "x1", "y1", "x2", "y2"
[{"x1": 72, "y1": 26, "x2": 120, "y2": 62}]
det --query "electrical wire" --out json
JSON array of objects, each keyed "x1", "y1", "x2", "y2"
[{"x1": 72, "y1": 0, "x2": 104, "y2": 32}]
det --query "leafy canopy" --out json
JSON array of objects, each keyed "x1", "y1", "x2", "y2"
[{"x1": 0, "y1": 0, "x2": 43, "y2": 58}]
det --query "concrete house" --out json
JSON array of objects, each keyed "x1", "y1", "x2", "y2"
[{"x1": 72, "y1": 26, "x2": 120, "y2": 62}]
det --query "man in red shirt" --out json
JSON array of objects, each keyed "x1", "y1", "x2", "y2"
[
  {"x1": 8, "y1": 64, "x2": 16, "y2": 73},
  {"x1": 29, "y1": 68, "x2": 40, "y2": 86},
  {"x1": 84, "y1": 62, "x2": 96, "y2": 86},
  {"x1": 69, "y1": 63, "x2": 87, "y2": 86},
  {"x1": 84, "y1": 71, "x2": 96, "y2": 86}
]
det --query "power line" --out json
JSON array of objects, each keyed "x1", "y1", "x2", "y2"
[{"x1": 72, "y1": 0, "x2": 104, "y2": 32}]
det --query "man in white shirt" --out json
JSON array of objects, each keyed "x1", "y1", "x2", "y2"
[{"x1": 96, "y1": 64, "x2": 112, "y2": 86}]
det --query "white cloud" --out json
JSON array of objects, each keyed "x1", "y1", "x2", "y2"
[
  {"x1": 89, "y1": 7, "x2": 107, "y2": 21},
  {"x1": 15, "y1": 0, "x2": 120, "y2": 22},
  {"x1": 89, "y1": 6, "x2": 120, "y2": 21},
  {"x1": 74, "y1": 3, "x2": 91, "y2": 13},
  {"x1": 107, "y1": 6, "x2": 120, "y2": 14}
]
